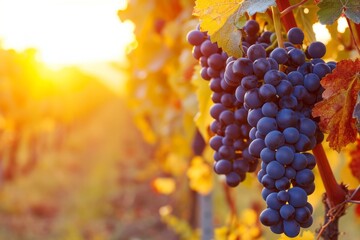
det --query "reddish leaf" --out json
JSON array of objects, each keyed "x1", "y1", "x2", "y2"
[
  {"x1": 350, "y1": 138, "x2": 360, "y2": 182},
  {"x1": 312, "y1": 59, "x2": 360, "y2": 152}
]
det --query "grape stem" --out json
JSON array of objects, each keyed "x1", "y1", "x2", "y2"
[
  {"x1": 345, "y1": 17, "x2": 360, "y2": 56},
  {"x1": 312, "y1": 144, "x2": 346, "y2": 208},
  {"x1": 222, "y1": 182, "x2": 238, "y2": 219},
  {"x1": 275, "y1": 0, "x2": 297, "y2": 32},
  {"x1": 271, "y1": 6, "x2": 284, "y2": 49},
  {"x1": 280, "y1": 0, "x2": 308, "y2": 17}
]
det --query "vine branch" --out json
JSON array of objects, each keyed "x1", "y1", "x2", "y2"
[
  {"x1": 280, "y1": 0, "x2": 309, "y2": 17},
  {"x1": 223, "y1": 182, "x2": 238, "y2": 219},
  {"x1": 272, "y1": 6, "x2": 284, "y2": 48},
  {"x1": 345, "y1": 17, "x2": 360, "y2": 55},
  {"x1": 313, "y1": 144, "x2": 346, "y2": 208},
  {"x1": 275, "y1": 0, "x2": 297, "y2": 31}
]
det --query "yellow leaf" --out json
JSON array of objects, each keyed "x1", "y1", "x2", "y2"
[
  {"x1": 193, "y1": 0, "x2": 242, "y2": 36},
  {"x1": 194, "y1": 0, "x2": 243, "y2": 58},
  {"x1": 187, "y1": 156, "x2": 213, "y2": 194},
  {"x1": 152, "y1": 177, "x2": 176, "y2": 195},
  {"x1": 193, "y1": 0, "x2": 276, "y2": 58},
  {"x1": 192, "y1": 65, "x2": 213, "y2": 142}
]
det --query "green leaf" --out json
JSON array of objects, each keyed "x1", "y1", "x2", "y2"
[
  {"x1": 317, "y1": 0, "x2": 360, "y2": 25},
  {"x1": 345, "y1": 1, "x2": 360, "y2": 24},
  {"x1": 239, "y1": 0, "x2": 276, "y2": 16},
  {"x1": 317, "y1": 0, "x2": 342, "y2": 25}
]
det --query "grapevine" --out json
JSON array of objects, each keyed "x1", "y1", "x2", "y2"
[{"x1": 188, "y1": 0, "x2": 360, "y2": 239}]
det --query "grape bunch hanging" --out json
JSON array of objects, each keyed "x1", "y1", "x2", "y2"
[{"x1": 187, "y1": 20, "x2": 336, "y2": 237}]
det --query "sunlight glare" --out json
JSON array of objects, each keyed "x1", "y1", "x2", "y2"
[
  {"x1": 312, "y1": 22, "x2": 331, "y2": 45},
  {"x1": 337, "y1": 17, "x2": 348, "y2": 33},
  {"x1": 0, "y1": 0, "x2": 133, "y2": 66}
]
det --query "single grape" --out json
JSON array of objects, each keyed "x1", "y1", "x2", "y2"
[
  {"x1": 262, "y1": 102, "x2": 279, "y2": 117},
  {"x1": 260, "y1": 208, "x2": 281, "y2": 226},
  {"x1": 248, "y1": 138, "x2": 266, "y2": 158},
  {"x1": 247, "y1": 108, "x2": 264, "y2": 128},
  {"x1": 265, "y1": 130, "x2": 285, "y2": 150},
  {"x1": 276, "y1": 109, "x2": 298, "y2": 130},
  {"x1": 226, "y1": 171, "x2": 242, "y2": 187},
  {"x1": 291, "y1": 153, "x2": 308, "y2": 170},
  {"x1": 257, "y1": 117, "x2": 278, "y2": 135},
  {"x1": 214, "y1": 159, "x2": 233, "y2": 174},
  {"x1": 275, "y1": 177, "x2": 291, "y2": 190},
  {"x1": 244, "y1": 88, "x2": 263, "y2": 109},
  {"x1": 187, "y1": 30, "x2": 205, "y2": 46},
  {"x1": 200, "y1": 39, "x2": 219, "y2": 57},
  {"x1": 247, "y1": 44, "x2": 267, "y2": 62},
  {"x1": 295, "y1": 169, "x2": 315, "y2": 187},
  {"x1": 266, "y1": 192, "x2": 284, "y2": 210},
  {"x1": 283, "y1": 127, "x2": 300, "y2": 144},
  {"x1": 288, "y1": 48, "x2": 306, "y2": 66},
  {"x1": 287, "y1": 27, "x2": 304, "y2": 44},
  {"x1": 295, "y1": 207, "x2": 311, "y2": 223},
  {"x1": 208, "y1": 53, "x2": 225, "y2": 70},
  {"x1": 266, "y1": 161, "x2": 285, "y2": 179},
  {"x1": 260, "y1": 148, "x2": 276, "y2": 163},
  {"x1": 270, "y1": 47, "x2": 289, "y2": 64},
  {"x1": 264, "y1": 70, "x2": 283, "y2": 86},
  {"x1": 259, "y1": 84, "x2": 277, "y2": 101},
  {"x1": 288, "y1": 187, "x2": 307, "y2": 207},
  {"x1": 233, "y1": 58, "x2": 254, "y2": 76},
  {"x1": 283, "y1": 219, "x2": 301, "y2": 238},
  {"x1": 244, "y1": 19, "x2": 260, "y2": 36},
  {"x1": 253, "y1": 58, "x2": 271, "y2": 78},
  {"x1": 241, "y1": 75, "x2": 258, "y2": 90},
  {"x1": 313, "y1": 62, "x2": 331, "y2": 79},
  {"x1": 304, "y1": 73, "x2": 320, "y2": 92},
  {"x1": 275, "y1": 146, "x2": 294, "y2": 165},
  {"x1": 287, "y1": 70, "x2": 304, "y2": 86},
  {"x1": 308, "y1": 41, "x2": 326, "y2": 58},
  {"x1": 280, "y1": 204, "x2": 295, "y2": 220}
]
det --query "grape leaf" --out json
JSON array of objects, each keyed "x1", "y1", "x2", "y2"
[
  {"x1": 152, "y1": 177, "x2": 176, "y2": 195},
  {"x1": 312, "y1": 59, "x2": 360, "y2": 152},
  {"x1": 317, "y1": 0, "x2": 360, "y2": 25},
  {"x1": 187, "y1": 156, "x2": 213, "y2": 194},
  {"x1": 193, "y1": 0, "x2": 276, "y2": 58},
  {"x1": 192, "y1": 65, "x2": 213, "y2": 141}
]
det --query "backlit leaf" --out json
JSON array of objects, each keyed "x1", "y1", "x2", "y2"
[
  {"x1": 192, "y1": 65, "x2": 213, "y2": 142},
  {"x1": 187, "y1": 156, "x2": 213, "y2": 194},
  {"x1": 193, "y1": 0, "x2": 276, "y2": 57},
  {"x1": 152, "y1": 177, "x2": 176, "y2": 195},
  {"x1": 312, "y1": 59, "x2": 360, "y2": 152}
]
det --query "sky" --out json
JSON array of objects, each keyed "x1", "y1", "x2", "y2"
[{"x1": 0, "y1": 0, "x2": 134, "y2": 66}]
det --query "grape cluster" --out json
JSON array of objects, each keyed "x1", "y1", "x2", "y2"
[
  {"x1": 187, "y1": 27, "x2": 259, "y2": 187},
  {"x1": 187, "y1": 21, "x2": 335, "y2": 237}
]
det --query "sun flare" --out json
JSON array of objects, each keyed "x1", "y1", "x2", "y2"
[{"x1": 0, "y1": 0, "x2": 133, "y2": 66}]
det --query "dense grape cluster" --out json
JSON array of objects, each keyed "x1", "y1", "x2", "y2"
[
  {"x1": 187, "y1": 21, "x2": 335, "y2": 237},
  {"x1": 187, "y1": 27, "x2": 259, "y2": 187}
]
